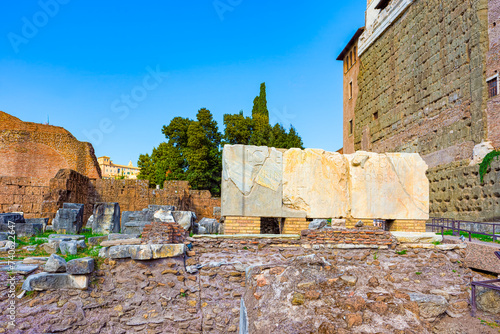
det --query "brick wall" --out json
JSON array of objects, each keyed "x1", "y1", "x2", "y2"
[
  {"x1": 282, "y1": 218, "x2": 309, "y2": 235},
  {"x1": 0, "y1": 111, "x2": 101, "y2": 179},
  {"x1": 354, "y1": 0, "x2": 489, "y2": 161},
  {"x1": 342, "y1": 40, "x2": 361, "y2": 154},
  {"x1": 487, "y1": 0, "x2": 500, "y2": 148},
  {"x1": 0, "y1": 176, "x2": 49, "y2": 219},
  {"x1": 224, "y1": 216, "x2": 260, "y2": 235},
  {"x1": 301, "y1": 229, "x2": 396, "y2": 247},
  {"x1": 141, "y1": 221, "x2": 186, "y2": 244}
]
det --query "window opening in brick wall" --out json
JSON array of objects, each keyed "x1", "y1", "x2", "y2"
[
  {"x1": 349, "y1": 81, "x2": 353, "y2": 99},
  {"x1": 488, "y1": 77, "x2": 498, "y2": 98},
  {"x1": 373, "y1": 111, "x2": 379, "y2": 120},
  {"x1": 349, "y1": 119, "x2": 353, "y2": 135},
  {"x1": 353, "y1": 46, "x2": 357, "y2": 62},
  {"x1": 260, "y1": 217, "x2": 280, "y2": 234}
]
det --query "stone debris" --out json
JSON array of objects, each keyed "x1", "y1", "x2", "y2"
[
  {"x1": 42, "y1": 241, "x2": 59, "y2": 254},
  {"x1": 197, "y1": 218, "x2": 220, "y2": 234},
  {"x1": 409, "y1": 292, "x2": 449, "y2": 320},
  {"x1": 0, "y1": 212, "x2": 45, "y2": 237},
  {"x1": 44, "y1": 254, "x2": 67, "y2": 273},
  {"x1": 121, "y1": 205, "x2": 176, "y2": 234},
  {"x1": 67, "y1": 257, "x2": 94, "y2": 275},
  {"x1": 308, "y1": 219, "x2": 327, "y2": 230},
  {"x1": 391, "y1": 232, "x2": 443, "y2": 243},
  {"x1": 48, "y1": 234, "x2": 84, "y2": 240},
  {"x1": 52, "y1": 203, "x2": 84, "y2": 234},
  {"x1": 153, "y1": 209, "x2": 175, "y2": 223},
  {"x1": 23, "y1": 257, "x2": 49, "y2": 265},
  {"x1": 171, "y1": 211, "x2": 196, "y2": 231},
  {"x1": 100, "y1": 238, "x2": 142, "y2": 247},
  {"x1": 108, "y1": 233, "x2": 140, "y2": 240},
  {"x1": 88, "y1": 235, "x2": 108, "y2": 246},
  {"x1": 99, "y1": 244, "x2": 185, "y2": 260},
  {"x1": 92, "y1": 202, "x2": 120, "y2": 234},
  {"x1": 22, "y1": 272, "x2": 89, "y2": 291}
]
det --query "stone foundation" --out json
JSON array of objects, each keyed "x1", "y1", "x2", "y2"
[{"x1": 282, "y1": 218, "x2": 309, "y2": 234}]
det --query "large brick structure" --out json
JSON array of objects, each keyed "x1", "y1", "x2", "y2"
[
  {"x1": 0, "y1": 111, "x2": 101, "y2": 179},
  {"x1": 339, "y1": 0, "x2": 500, "y2": 221}
]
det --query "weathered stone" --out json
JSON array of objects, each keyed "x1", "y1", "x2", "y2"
[
  {"x1": 100, "y1": 238, "x2": 141, "y2": 247},
  {"x1": 108, "y1": 233, "x2": 140, "y2": 240},
  {"x1": 67, "y1": 257, "x2": 94, "y2": 275},
  {"x1": 0, "y1": 263, "x2": 38, "y2": 275},
  {"x1": 44, "y1": 254, "x2": 67, "y2": 273},
  {"x1": 147, "y1": 205, "x2": 175, "y2": 212},
  {"x1": 88, "y1": 236, "x2": 107, "y2": 246},
  {"x1": 198, "y1": 218, "x2": 220, "y2": 234},
  {"x1": 0, "y1": 213, "x2": 44, "y2": 237},
  {"x1": 391, "y1": 232, "x2": 442, "y2": 244},
  {"x1": 42, "y1": 241, "x2": 59, "y2": 254},
  {"x1": 346, "y1": 152, "x2": 429, "y2": 220},
  {"x1": 283, "y1": 148, "x2": 349, "y2": 218},
  {"x1": 0, "y1": 213, "x2": 25, "y2": 225},
  {"x1": 101, "y1": 244, "x2": 185, "y2": 260},
  {"x1": 52, "y1": 205, "x2": 84, "y2": 235},
  {"x1": 171, "y1": 211, "x2": 196, "y2": 231},
  {"x1": 469, "y1": 141, "x2": 494, "y2": 166},
  {"x1": 291, "y1": 292, "x2": 305, "y2": 305},
  {"x1": 308, "y1": 219, "x2": 327, "y2": 230},
  {"x1": 122, "y1": 221, "x2": 149, "y2": 235},
  {"x1": 49, "y1": 234, "x2": 84, "y2": 240},
  {"x1": 476, "y1": 288, "x2": 500, "y2": 314},
  {"x1": 153, "y1": 209, "x2": 175, "y2": 223},
  {"x1": 409, "y1": 292, "x2": 448, "y2": 319},
  {"x1": 22, "y1": 273, "x2": 88, "y2": 291},
  {"x1": 23, "y1": 257, "x2": 49, "y2": 265},
  {"x1": 59, "y1": 241, "x2": 78, "y2": 255},
  {"x1": 86, "y1": 214, "x2": 94, "y2": 228},
  {"x1": 92, "y1": 202, "x2": 120, "y2": 234},
  {"x1": 340, "y1": 275, "x2": 358, "y2": 286},
  {"x1": 222, "y1": 145, "x2": 285, "y2": 217}
]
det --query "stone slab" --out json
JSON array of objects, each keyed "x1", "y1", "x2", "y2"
[
  {"x1": 391, "y1": 232, "x2": 442, "y2": 243},
  {"x1": 52, "y1": 207, "x2": 83, "y2": 234},
  {"x1": 48, "y1": 234, "x2": 84, "y2": 240},
  {"x1": 0, "y1": 263, "x2": 38, "y2": 275},
  {"x1": 67, "y1": 257, "x2": 94, "y2": 275},
  {"x1": 88, "y1": 235, "x2": 108, "y2": 246},
  {"x1": 100, "y1": 238, "x2": 142, "y2": 247},
  {"x1": 108, "y1": 233, "x2": 140, "y2": 240},
  {"x1": 22, "y1": 273, "x2": 88, "y2": 291},
  {"x1": 23, "y1": 257, "x2": 49, "y2": 265},
  {"x1": 283, "y1": 148, "x2": 349, "y2": 218},
  {"x1": 346, "y1": 151, "x2": 429, "y2": 220},
  {"x1": 100, "y1": 244, "x2": 185, "y2": 260},
  {"x1": 222, "y1": 145, "x2": 284, "y2": 217}
]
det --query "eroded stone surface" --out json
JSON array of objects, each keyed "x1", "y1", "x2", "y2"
[{"x1": 22, "y1": 273, "x2": 88, "y2": 291}]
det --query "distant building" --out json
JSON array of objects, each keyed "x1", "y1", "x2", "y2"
[
  {"x1": 97, "y1": 156, "x2": 140, "y2": 179},
  {"x1": 336, "y1": 27, "x2": 364, "y2": 154}
]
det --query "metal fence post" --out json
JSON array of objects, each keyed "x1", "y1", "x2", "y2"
[{"x1": 471, "y1": 284, "x2": 476, "y2": 317}]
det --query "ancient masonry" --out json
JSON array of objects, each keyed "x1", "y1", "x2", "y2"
[
  {"x1": 0, "y1": 111, "x2": 221, "y2": 223},
  {"x1": 222, "y1": 144, "x2": 429, "y2": 234},
  {"x1": 0, "y1": 111, "x2": 101, "y2": 179},
  {"x1": 339, "y1": 0, "x2": 500, "y2": 221}
]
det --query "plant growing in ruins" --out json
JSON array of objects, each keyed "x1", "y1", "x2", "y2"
[
  {"x1": 415, "y1": 272, "x2": 422, "y2": 275},
  {"x1": 373, "y1": 251, "x2": 378, "y2": 260},
  {"x1": 396, "y1": 250, "x2": 407, "y2": 255},
  {"x1": 479, "y1": 150, "x2": 500, "y2": 183}
]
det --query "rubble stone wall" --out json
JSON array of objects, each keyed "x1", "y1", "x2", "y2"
[{"x1": 428, "y1": 159, "x2": 500, "y2": 221}]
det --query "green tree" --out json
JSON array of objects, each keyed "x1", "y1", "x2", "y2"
[
  {"x1": 286, "y1": 125, "x2": 304, "y2": 149},
  {"x1": 249, "y1": 82, "x2": 271, "y2": 146},
  {"x1": 223, "y1": 111, "x2": 253, "y2": 145}
]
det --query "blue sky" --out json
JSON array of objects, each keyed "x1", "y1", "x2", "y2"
[{"x1": 0, "y1": 1, "x2": 366, "y2": 166}]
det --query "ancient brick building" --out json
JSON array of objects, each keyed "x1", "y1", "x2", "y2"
[
  {"x1": 339, "y1": 0, "x2": 500, "y2": 221},
  {"x1": 0, "y1": 111, "x2": 101, "y2": 179}
]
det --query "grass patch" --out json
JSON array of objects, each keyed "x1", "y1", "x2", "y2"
[
  {"x1": 437, "y1": 230, "x2": 500, "y2": 244},
  {"x1": 415, "y1": 272, "x2": 422, "y2": 275},
  {"x1": 432, "y1": 240, "x2": 441, "y2": 245},
  {"x1": 396, "y1": 250, "x2": 407, "y2": 255}
]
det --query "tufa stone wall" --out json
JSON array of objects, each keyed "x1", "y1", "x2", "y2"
[
  {"x1": 354, "y1": 0, "x2": 489, "y2": 165},
  {"x1": 428, "y1": 158, "x2": 500, "y2": 221},
  {"x1": 0, "y1": 111, "x2": 101, "y2": 179}
]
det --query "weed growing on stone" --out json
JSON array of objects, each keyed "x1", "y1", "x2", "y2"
[
  {"x1": 432, "y1": 240, "x2": 441, "y2": 245},
  {"x1": 373, "y1": 251, "x2": 379, "y2": 260},
  {"x1": 180, "y1": 292, "x2": 187, "y2": 298},
  {"x1": 415, "y1": 272, "x2": 422, "y2": 275},
  {"x1": 396, "y1": 250, "x2": 407, "y2": 255}
]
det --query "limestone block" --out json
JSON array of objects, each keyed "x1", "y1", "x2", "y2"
[
  {"x1": 22, "y1": 273, "x2": 88, "y2": 291},
  {"x1": 198, "y1": 218, "x2": 220, "y2": 234},
  {"x1": 346, "y1": 151, "x2": 429, "y2": 220},
  {"x1": 222, "y1": 145, "x2": 284, "y2": 217},
  {"x1": 59, "y1": 241, "x2": 78, "y2": 255},
  {"x1": 92, "y1": 202, "x2": 120, "y2": 234},
  {"x1": 391, "y1": 232, "x2": 442, "y2": 243},
  {"x1": 108, "y1": 233, "x2": 140, "y2": 240},
  {"x1": 153, "y1": 209, "x2": 175, "y2": 223},
  {"x1": 67, "y1": 257, "x2": 94, "y2": 275},
  {"x1": 100, "y1": 238, "x2": 142, "y2": 247},
  {"x1": 23, "y1": 257, "x2": 49, "y2": 265},
  {"x1": 88, "y1": 235, "x2": 107, "y2": 246},
  {"x1": 48, "y1": 234, "x2": 84, "y2": 240},
  {"x1": 409, "y1": 293, "x2": 448, "y2": 319},
  {"x1": 101, "y1": 244, "x2": 185, "y2": 260},
  {"x1": 0, "y1": 263, "x2": 38, "y2": 275},
  {"x1": 283, "y1": 148, "x2": 349, "y2": 218}
]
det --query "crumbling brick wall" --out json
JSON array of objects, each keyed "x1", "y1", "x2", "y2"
[
  {"x1": 0, "y1": 111, "x2": 101, "y2": 179},
  {"x1": 301, "y1": 229, "x2": 396, "y2": 247},
  {"x1": 0, "y1": 176, "x2": 49, "y2": 219},
  {"x1": 141, "y1": 221, "x2": 186, "y2": 244}
]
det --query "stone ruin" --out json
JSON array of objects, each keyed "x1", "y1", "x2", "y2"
[{"x1": 222, "y1": 144, "x2": 429, "y2": 234}]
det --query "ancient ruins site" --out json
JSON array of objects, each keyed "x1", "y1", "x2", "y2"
[{"x1": 1, "y1": 0, "x2": 500, "y2": 333}]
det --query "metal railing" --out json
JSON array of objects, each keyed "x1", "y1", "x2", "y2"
[
  {"x1": 427, "y1": 217, "x2": 500, "y2": 242},
  {"x1": 471, "y1": 251, "x2": 500, "y2": 316}
]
